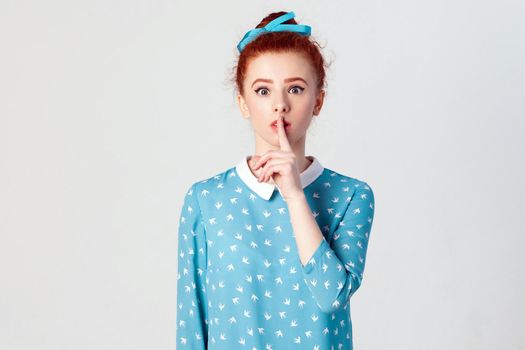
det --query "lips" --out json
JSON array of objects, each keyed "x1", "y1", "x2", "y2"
[{"x1": 270, "y1": 120, "x2": 291, "y2": 127}]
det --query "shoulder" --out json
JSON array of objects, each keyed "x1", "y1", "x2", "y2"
[
  {"x1": 321, "y1": 165, "x2": 373, "y2": 195},
  {"x1": 182, "y1": 165, "x2": 236, "y2": 205}
]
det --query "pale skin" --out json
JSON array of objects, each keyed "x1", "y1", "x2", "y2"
[{"x1": 236, "y1": 51, "x2": 327, "y2": 267}]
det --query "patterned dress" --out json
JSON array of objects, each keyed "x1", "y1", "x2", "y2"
[{"x1": 176, "y1": 155, "x2": 375, "y2": 349}]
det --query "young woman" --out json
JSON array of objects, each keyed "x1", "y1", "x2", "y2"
[{"x1": 176, "y1": 11, "x2": 375, "y2": 350}]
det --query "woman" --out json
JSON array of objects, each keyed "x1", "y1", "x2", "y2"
[{"x1": 176, "y1": 11, "x2": 375, "y2": 349}]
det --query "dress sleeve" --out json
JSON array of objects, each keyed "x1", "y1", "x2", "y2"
[
  {"x1": 176, "y1": 183, "x2": 208, "y2": 348},
  {"x1": 300, "y1": 181, "x2": 375, "y2": 313}
]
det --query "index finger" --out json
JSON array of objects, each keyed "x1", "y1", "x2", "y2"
[{"x1": 276, "y1": 115, "x2": 292, "y2": 152}]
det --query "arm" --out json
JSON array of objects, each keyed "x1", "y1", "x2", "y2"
[
  {"x1": 288, "y1": 181, "x2": 375, "y2": 313},
  {"x1": 176, "y1": 183, "x2": 208, "y2": 348}
]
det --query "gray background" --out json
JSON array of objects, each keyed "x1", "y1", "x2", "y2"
[{"x1": 1, "y1": 0, "x2": 523, "y2": 349}]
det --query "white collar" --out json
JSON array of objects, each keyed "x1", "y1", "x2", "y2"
[{"x1": 235, "y1": 155, "x2": 324, "y2": 200}]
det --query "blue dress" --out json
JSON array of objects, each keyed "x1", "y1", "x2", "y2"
[{"x1": 176, "y1": 155, "x2": 375, "y2": 349}]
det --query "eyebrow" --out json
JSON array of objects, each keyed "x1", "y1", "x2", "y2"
[{"x1": 251, "y1": 77, "x2": 308, "y2": 88}]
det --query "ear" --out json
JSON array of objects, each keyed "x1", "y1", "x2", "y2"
[
  {"x1": 313, "y1": 89, "x2": 325, "y2": 116},
  {"x1": 236, "y1": 93, "x2": 250, "y2": 119}
]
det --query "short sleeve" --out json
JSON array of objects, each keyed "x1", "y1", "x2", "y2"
[
  {"x1": 175, "y1": 183, "x2": 208, "y2": 348},
  {"x1": 301, "y1": 181, "x2": 375, "y2": 313}
]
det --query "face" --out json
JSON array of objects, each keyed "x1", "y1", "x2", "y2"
[{"x1": 237, "y1": 51, "x2": 325, "y2": 149}]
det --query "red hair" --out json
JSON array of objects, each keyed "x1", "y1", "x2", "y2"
[{"x1": 230, "y1": 11, "x2": 331, "y2": 97}]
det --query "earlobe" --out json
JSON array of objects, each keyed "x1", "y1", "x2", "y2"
[{"x1": 236, "y1": 93, "x2": 250, "y2": 118}]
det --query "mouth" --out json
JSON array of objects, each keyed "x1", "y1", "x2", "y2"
[{"x1": 270, "y1": 120, "x2": 291, "y2": 129}]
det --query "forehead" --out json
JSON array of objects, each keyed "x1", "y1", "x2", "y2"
[{"x1": 245, "y1": 52, "x2": 314, "y2": 81}]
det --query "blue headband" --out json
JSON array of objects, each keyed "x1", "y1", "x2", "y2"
[{"x1": 237, "y1": 11, "x2": 312, "y2": 53}]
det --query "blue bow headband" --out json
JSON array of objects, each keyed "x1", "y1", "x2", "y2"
[{"x1": 237, "y1": 11, "x2": 312, "y2": 53}]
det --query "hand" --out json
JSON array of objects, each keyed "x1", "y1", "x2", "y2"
[{"x1": 250, "y1": 115, "x2": 305, "y2": 201}]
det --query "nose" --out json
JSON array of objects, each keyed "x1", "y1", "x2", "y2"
[{"x1": 273, "y1": 103, "x2": 288, "y2": 114}]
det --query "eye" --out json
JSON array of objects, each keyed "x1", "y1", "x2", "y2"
[
  {"x1": 254, "y1": 87, "x2": 270, "y2": 96},
  {"x1": 289, "y1": 85, "x2": 305, "y2": 94}
]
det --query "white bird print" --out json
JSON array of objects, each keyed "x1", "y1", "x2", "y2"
[
  {"x1": 247, "y1": 328, "x2": 253, "y2": 336},
  {"x1": 264, "y1": 239, "x2": 272, "y2": 246},
  {"x1": 278, "y1": 208, "x2": 286, "y2": 214},
  {"x1": 337, "y1": 281, "x2": 344, "y2": 290},
  {"x1": 243, "y1": 310, "x2": 251, "y2": 318},
  {"x1": 256, "y1": 274, "x2": 264, "y2": 281},
  {"x1": 264, "y1": 290, "x2": 272, "y2": 298},
  {"x1": 291, "y1": 320, "x2": 298, "y2": 327},
  {"x1": 346, "y1": 230, "x2": 355, "y2": 237},
  {"x1": 217, "y1": 182, "x2": 224, "y2": 189},
  {"x1": 263, "y1": 210, "x2": 271, "y2": 218},
  {"x1": 236, "y1": 285, "x2": 243, "y2": 293},
  {"x1": 333, "y1": 233, "x2": 340, "y2": 240},
  {"x1": 327, "y1": 208, "x2": 334, "y2": 214},
  {"x1": 283, "y1": 298, "x2": 290, "y2": 305},
  {"x1": 242, "y1": 256, "x2": 250, "y2": 264},
  {"x1": 335, "y1": 212, "x2": 342, "y2": 219},
  {"x1": 208, "y1": 217, "x2": 216, "y2": 224},
  {"x1": 232, "y1": 297, "x2": 239, "y2": 305},
  {"x1": 324, "y1": 280, "x2": 331, "y2": 289},
  {"x1": 228, "y1": 316, "x2": 237, "y2": 323},
  {"x1": 293, "y1": 284, "x2": 300, "y2": 291},
  {"x1": 283, "y1": 245, "x2": 291, "y2": 253},
  {"x1": 357, "y1": 240, "x2": 363, "y2": 248},
  {"x1": 215, "y1": 201, "x2": 222, "y2": 209},
  {"x1": 278, "y1": 311, "x2": 287, "y2": 319},
  {"x1": 226, "y1": 214, "x2": 234, "y2": 221},
  {"x1": 313, "y1": 192, "x2": 320, "y2": 198},
  {"x1": 230, "y1": 197, "x2": 238, "y2": 204},
  {"x1": 180, "y1": 337, "x2": 187, "y2": 345},
  {"x1": 234, "y1": 233, "x2": 243, "y2": 240},
  {"x1": 353, "y1": 207, "x2": 361, "y2": 215},
  {"x1": 250, "y1": 294, "x2": 259, "y2": 302},
  {"x1": 226, "y1": 264, "x2": 235, "y2": 271},
  {"x1": 305, "y1": 330, "x2": 312, "y2": 338},
  {"x1": 230, "y1": 244, "x2": 238, "y2": 252},
  {"x1": 217, "y1": 229, "x2": 224, "y2": 236},
  {"x1": 274, "y1": 226, "x2": 282, "y2": 233},
  {"x1": 323, "y1": 182, "x2": 331, "y2": 188},
  {"x1": 326, "y1": 251, "x2": 332, "y2": 259},
  {"x1": 218, "y1": 280, "x2": 225, "y2": 288},
  {"x1": 322, "y1": 263, "x2": 328, "y2": 273},
  {"x1": 238, "y1": 337, "x2": 245, "y2": 345},
  {"x1": 264, "y1": 312, "x2": 272, "y2": 320},
  {"x1": 258, "y1": 327, "x2": 264, "y2": 334},
  {"x1": 249, "y1": 193, "x2": 257, "y2": 200},
  {"x1": 343, "y1": 186, "x2": 350, "y2": 192},
  {"x1": 242, "y1": 208, "x2": 250, "y2": 215},
  {"x1": 298, "y1": 300, "x2": 306, "y2": 308},
  {"x1": 314, "y1": 344, "x2": 320, "y2": 349},
  {"x1": 263, "y1": 259, "x2": 272, "y2": 268},
  {"x1": 275, "y1": 330, "x2": 283, "y2": 337},
  {"x1": 278, "y1": 258, "x2": 286, "y2": 265},
  {"x1": 218, "y1": 251, "x2": 224, "y2": 259},
  {"x1": 245, "y1": 275, "x2": 253, "y2": 283},
  {"x1": 200, "y1": 189, "x2": 209, "y2": 197},
  {"x1": 310, "y1": 279, "x2": 317, "y2": 287},
  {"x1": 289, "y1": 266, "x2": 297, "y2": 274},
  {"x1": 219, "y1": 303, "x2": 225, "y2": 310},
  {"x1": 245, "y1": 224, "x2": 252, "y2": 231},
  {"x1": 294, "y1": 336, "x2": 301, "y2": 343},
  {"x1": 311, "y1": 314, "x2": 319, "y2": 322},
  {"x1": 332, "y1": 197, "x2": 339, "y2": 203},
  {"x1": 256, "y1": 224, "x2": 264, "y2": 231},
  {"x1": 322, "y1": 327, "x2": 329, "y2": 335},
  {"x1": 250, "y1": 241, "x2": 258, "y2": 248},
  {"x1": 313, "y1": 211, "x2": 320, "y2": 218},
  {"x1": 332, "y1": 300, "x2": 340, "y2": 309},
  {"x1": 275, "y1": 277, "x2": 283, "y2": 285},
  {"x1": 342, "y1": 243, "x2": 350, "y2": 250},
  {"x1": 220, "y1": 333, "x2": 227, "y2": 340}
]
